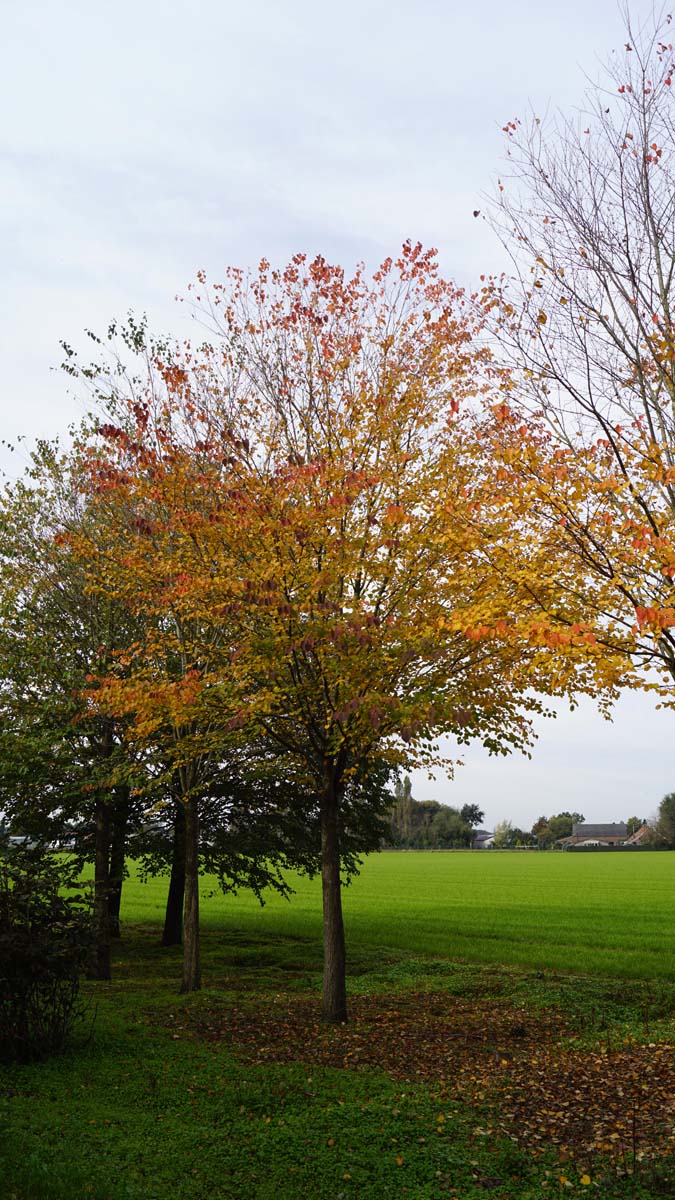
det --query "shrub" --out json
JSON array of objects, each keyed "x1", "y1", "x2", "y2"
[{"x1": 0, "y1": 840, "x2": 94, "y2": 1062}]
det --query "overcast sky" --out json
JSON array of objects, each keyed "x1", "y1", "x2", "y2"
[{"x1": 2, "y1": 0, "x2": 674, "y2": 830}]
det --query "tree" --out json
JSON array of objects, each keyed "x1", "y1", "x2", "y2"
[
  {"x1": 531, "y1": 816, "x2": 551, "y2": 848},
  {"x1": 68, "y1": 245, "x2": 619, "y2": 1021},
  {"x1": 0, "y1": 443, "x2": 137, "y2": 980},
  {"x1": 387, "y1": 790, "x2": 476, "y2": 848},
  {"x1": 60, "y1": 409, "x2": 308, "y2": 991},
  {"x1": 460, "y1": 803, "x2": 484, "y2": 828},
  {"x1": 430, "y1": 805, "x2": 472, "y2": 848},
  {"x1": 485, "y1": 11, "x2": 675, "y2": 708},
  {"x1": 0, "y1": 838, "x2": 94, "y2": 1063},
  {"x1": 626, "y1": 815, "x2": 645, "y2": 836},
  {"x1": 655, "y1": 792, "x2": 675, "y2": 846},
  {"x1": 492, "y1": 819, "x2": 514, "y2": 848},
  {"x1": 390, "y1": 775, "x2": 415, "y2": 844},
  {"x1": 530, "y1": 812, "x2": 584, "y2": 847},
  {"x1": 547, "y1": 812, "x2": 584, "y2": 843}
]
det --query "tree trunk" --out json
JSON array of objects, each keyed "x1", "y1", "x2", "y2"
[
  {"x1": 181, "y1": 798, "x2": 201, "y2": 993},
  {"x1": 162, "y1": 800, "x2": 186, "y2": 947},
  {"x1": 91, "y1": 797, "x2": 112, "y2": 981},
  {"x1": 108, "y1": 788, "x2": 130, "y2": 938},
  {"x1": 320, "y1": 778, "x2": 347, "y2": 1023}
]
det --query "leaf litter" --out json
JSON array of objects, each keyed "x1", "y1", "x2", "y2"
[{"x1": 177, "y1": 989, "x2": 675, "y2": 1176}]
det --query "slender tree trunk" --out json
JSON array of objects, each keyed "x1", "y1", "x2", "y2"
[
  {"x1": 108, "y1": 788, "x2": 130, "y2": 938},
  {"x1": 162, "y1": 800, "x2": 186, "y2": 947},
  {"x1": 320, "y1": 776, "x2": 347, "y2": 1023},
  {"x1": 91, "y1": 797, "x2": 112, "y2": 981},
  {"x1": 181, "y1": 798, "x2": 201, "y2": 992}
]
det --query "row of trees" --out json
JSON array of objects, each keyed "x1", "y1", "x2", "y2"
[
  {"x1": 388, "y1": 777, "x2": 484, "y2": 847},
  {"x1": 11, "y1": 244, "x2": 597, "y2": 1021},
  {"x1": 3, "y1": 12, "x2": 675, "y2": 1024},
  {"x1": 1, "y1": 252, "x2": 607, "y2": 1020}
]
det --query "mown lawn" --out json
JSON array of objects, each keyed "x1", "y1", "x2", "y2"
[
  {"x1": 125, "y1": 849, "x2": 675, "y2": 980},
  {"x1": 2, "y1": 851, "x2": 675, "y2": 1200}
]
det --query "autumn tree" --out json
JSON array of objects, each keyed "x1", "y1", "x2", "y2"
[
  {"x1": 192, "y1": 243, "x2": 613, "y2": 1020},
  {"x1": 187, "y1": 246, "x2": 624, "y2": 1016},
  {"x1": 484, "y1": 10, "x2": 675, "y2": 708},
  {"x1": 61, "y1": 349, "x2": 394, "y2": 992}
]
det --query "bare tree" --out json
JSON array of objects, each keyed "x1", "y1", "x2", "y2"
[{"x1": 485, "y1": 6, "x2": 675, "y2": 691}]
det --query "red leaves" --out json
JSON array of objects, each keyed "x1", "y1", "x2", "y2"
[{"x1": 635, "y1": 604, "x2": 675, "y2": 630}]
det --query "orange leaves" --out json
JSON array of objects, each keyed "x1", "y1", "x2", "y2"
[
  {"x1": 382, "y1": 504, "x2": 408, "y2": 526},
  {"x1": 464, "y1": 624, "x2": 491, "y2": 642},
  {"x1": 635, "y1": 604, "x2": 675, "y2": 631},
  {"x1": 491, "y1": 401, "x2": 513, "y2": 423}
]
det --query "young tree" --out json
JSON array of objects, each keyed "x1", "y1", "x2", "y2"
[{"x1": 66, "y1": 379, "x2": 390, "y2": 991}]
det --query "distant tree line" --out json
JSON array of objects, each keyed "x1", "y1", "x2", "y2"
[
  {"x1": 388, "y1": 786, "x2": 673, "y2": 851},
  {"x1": 387, "y1": 777, "x2": 483, "y2": 849}
]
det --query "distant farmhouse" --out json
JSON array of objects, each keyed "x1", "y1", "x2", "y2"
[
  {"x1": 472, "y1": 829, "x2": 494, "y2": 849},
  {"x1": 560, "y1": 822, "x2": 651, "y2": 848},
  {"x1": 471, "y1": 822, "x2": 653, "y2": 850}
]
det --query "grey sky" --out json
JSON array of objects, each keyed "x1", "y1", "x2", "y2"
[{"x1": 2, "y1": 0, "x2": 673, "y2": 830}]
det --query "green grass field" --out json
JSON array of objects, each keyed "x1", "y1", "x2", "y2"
[
  {"x1": 3, "y1": 850, "x2": 675, "y2": 1200},
  {"x1": 127, "y1": 849, "x2": 675, "y2": 981}
]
